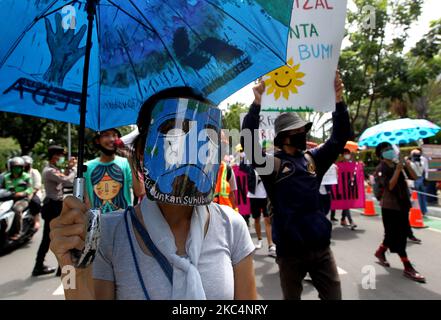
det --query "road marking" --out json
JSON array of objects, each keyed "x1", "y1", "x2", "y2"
[
  {"x1": 337, "y1": 267, "x2": 348, "y2": 275},
  {"x1": 53, "y1": 284, "x2": 64, "y2": 296},
  {"x1": 429, "y1": 228, "x2": 441, "y2": 234}
]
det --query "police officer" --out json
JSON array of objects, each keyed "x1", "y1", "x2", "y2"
[
  {"x1": 241, "y1": 72, "x2": 351, "y2": 300},
  {"x1": 32, "y1": 146, "x2": 76, "y2": 276}
]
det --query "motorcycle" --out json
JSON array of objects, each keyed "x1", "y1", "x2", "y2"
[{"x1": 0, "y1": 189, "x2": 38, "y2": 254}]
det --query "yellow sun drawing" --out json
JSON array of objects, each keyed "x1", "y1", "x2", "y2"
[{"x1": 264, "y1": 57, "x2": 305, "y2": 100}]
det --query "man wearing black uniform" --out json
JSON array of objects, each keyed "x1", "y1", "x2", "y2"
[{"x1": 241, "y1": 73, "x2": 351, "y2": 300}]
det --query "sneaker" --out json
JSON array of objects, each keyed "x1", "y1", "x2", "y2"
[
  {"x1": 408, "y1": 236, "x2": 422, "y2": 244},
  {"x1": 331, "y1": 217, "x2": 338, "y2": 222},
  {"x1": 350, "y1": 223, "x2": 358, "y2": 230},
  {"x1": 268, "y1": 245, "x2": 276, "y2": 258},
  {"x1": 255, "y1": 239, "x2": 263, "y2": 250},
  {"x1": 375, "y1": 249, "x2": 390, "y2": 267},
  {"x1": 340, "y1": 220, "x2": 348, "y2": 227},
  {"x1": 404, "y1": 268, "x2": 426, "y2": 283},
  {"x1": 32, "y1": 265, "x2": 56, "y2": 277}
]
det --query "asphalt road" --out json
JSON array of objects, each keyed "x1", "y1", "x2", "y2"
[
  {"x1": 1, "y1": 206, "x2": 441, "y2": 300},
  {"x1": 253, "y1": 207, "x2": 441, "y2": 300}
]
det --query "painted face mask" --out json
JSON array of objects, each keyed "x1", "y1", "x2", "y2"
[{"x1": 143, "y1": 98, "x2": 221, "y2": 206}]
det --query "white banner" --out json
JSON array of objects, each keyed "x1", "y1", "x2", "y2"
[
  {"x1": 240, "y1": 111, "x2": 280, "y2": 145},
  {"x1": 261, "y1": 0, "x2": 347, "y2": 112},
  {"x1": 321, "y1": 163, "x2": 338, "y2": 185}
]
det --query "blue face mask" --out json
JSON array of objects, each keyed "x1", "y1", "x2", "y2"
[
  {"x1": 143, "y1": 98, "x2": 221, "y2": 206},
  {"x1": 382, "y1": 149, "x2": 396, "y2": 161}
]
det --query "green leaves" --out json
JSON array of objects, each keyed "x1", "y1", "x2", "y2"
[
  {"x1": 339, "y1": 0, "x2": 438, "y2": 137},
  {"x1": 223, "y1": 102, "x2": 248, "y2": 131}
]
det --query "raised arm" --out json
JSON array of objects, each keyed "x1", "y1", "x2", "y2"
[
  {"x1": 308, "y1": 73, "x2": 352, "y2": 178},
  {"x1": 45, "y1": 165, "x2": 76, "y2": 187},
  {"x1": 240, "y1": 82, "x2": 275, "y2": 176}
]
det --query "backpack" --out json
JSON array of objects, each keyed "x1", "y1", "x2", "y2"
[
  {"x1": 372, "y1": 164, "x2": 384, "y2": 201},
  {"x1": 265, "y1": 152, "x2": 316, "y2": 216}
]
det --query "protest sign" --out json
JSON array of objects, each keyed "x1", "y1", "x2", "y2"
[
  {"x1": 261, "y1": 0, "x2": 347, "y2": 112},
  {"x1": 232, "y1": 165, "x2": 251, "y2": 216},
  {"x1": 240, "y1": 111, "x2": 280, "y2": 144},
  {"x1": 322, "y1": 163, "x2": 338, "y2": 185},
  {"x1": 330, "y1": 162, "x2": 365, "y2": 210},
  {"x1": 422, "y1": 144, "x2": 441, "y2": 181}
]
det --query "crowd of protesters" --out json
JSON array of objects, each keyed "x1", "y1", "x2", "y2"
[{"x1": 1, "y1": 74, "x2": 440, "y2": 300}]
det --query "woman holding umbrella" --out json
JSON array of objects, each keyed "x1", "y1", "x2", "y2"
[
  {"x1": 373, "y1": 142, "x2": 426, "y2": 283},
  {"x1": 49, "y1": 88, "x2": 257, "y2": 299}
]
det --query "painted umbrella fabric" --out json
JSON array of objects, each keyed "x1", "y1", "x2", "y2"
[
  {"x1": 0, "y1": 0, "x2": 293, "y2": 131},
  {"x1": 358, "y1": 118, "x2": 441, "y2": 147}
]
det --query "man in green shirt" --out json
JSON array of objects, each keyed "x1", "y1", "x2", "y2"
[
  {"x1": 2, "y1": 157, "x2": 33, "y2": 239},
  {"x1": 84, "y1": 128, "x2": 145, "y2": 214}
]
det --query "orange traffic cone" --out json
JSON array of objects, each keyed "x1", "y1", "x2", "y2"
[
  {"x1": 409, "y1": 191, "x2": 427, "y2": 228},
  {"x1": 366, "y1": 185, "x2": 372, "y2": 195},
  {"x1": 411, "y1": 190, "x2": 418, "y2": 201},
  {"x1": 363, "y1": 184, "x2": 378, "y2": 216}
]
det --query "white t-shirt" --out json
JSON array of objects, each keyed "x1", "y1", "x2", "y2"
[
  {"x1": 30, "y1": 168, "x2": 43, "y2": 199},
  {"x1": 93, "y1": 203, "x2": 254, "y2": 300},
  {"x1": 247, "y1": 171, "x2": 267, "y2": 198},
  {"x1": 319, "y1": 163, "x2": 338, "y2": 195},
  {"x1": 410, "y1": 160, "x2": 424, "y2": 177},
  {"x1": 422, "y1": 155, "x2": 429, "y2": 179}
]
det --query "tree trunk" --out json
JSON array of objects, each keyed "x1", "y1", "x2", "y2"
[{"x1": 360, "y1": 34, "x2": 385, "y2": 135}]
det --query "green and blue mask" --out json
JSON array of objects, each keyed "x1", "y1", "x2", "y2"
[{"x1": 143, "y1": 98, "x2": 222, "y2": 206}]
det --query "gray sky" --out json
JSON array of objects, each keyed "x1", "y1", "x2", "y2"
[{"x1": 219, "y1": 0, "x2": 440, "y2": 111}]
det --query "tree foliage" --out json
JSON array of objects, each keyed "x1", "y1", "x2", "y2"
[
  {"x1": 339, "y1": 0, "x2": 439, "y2": 138},
  {"x1": 222, "y1": 102, "x2": 248, "y2": 131},
  {"x1": 0, "y1": 111, "x2": 134, "y2": 169}
]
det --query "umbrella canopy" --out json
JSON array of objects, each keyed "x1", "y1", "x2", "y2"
[
  {"x1": 0, "y1": 0, "x2": 292, "y2": 131},
  {"x1": 344, "y1": 141, "x2": 358, "y2": 152},
  {"x1": 358, "y1": 118, "x2": 441, "y2": 147}
]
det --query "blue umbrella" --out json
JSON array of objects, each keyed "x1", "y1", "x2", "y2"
[
  {"x1": 0, "y1": 0, "x2": 293, "y2": 179},
  {"x1": 358, "y1": 118, "x2": 441, "y2": 147}
]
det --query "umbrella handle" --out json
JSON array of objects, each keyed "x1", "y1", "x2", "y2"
[
  {"x1": 70, "y1": 178, "x2": 101, "y2": 269},
  {"x1": 69, "y1": 0, "x2": 100, "y2": 269}
]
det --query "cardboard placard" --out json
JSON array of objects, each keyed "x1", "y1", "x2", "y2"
[
  {"x1": 261, "y1": 0, "x2": 348, "y2": 112},
  {"x1": 330, "y1": 162, "x2": 365, "y2": 210}
]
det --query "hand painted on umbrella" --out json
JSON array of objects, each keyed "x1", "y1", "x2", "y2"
[{"x1": 43, "y1": 13, "x2": 87, "y2": 86}]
